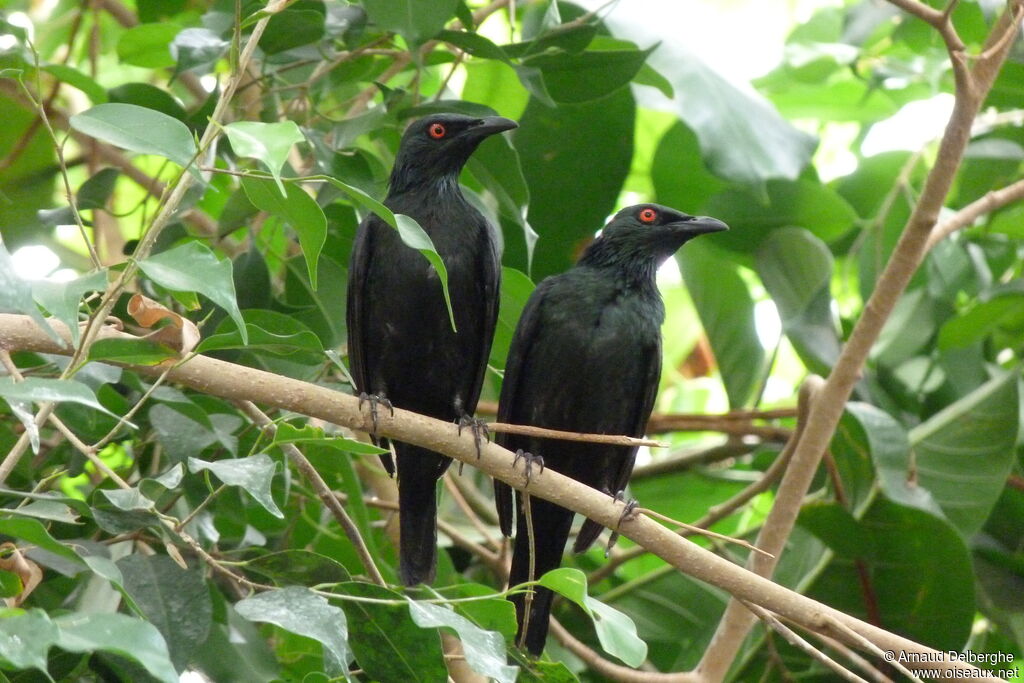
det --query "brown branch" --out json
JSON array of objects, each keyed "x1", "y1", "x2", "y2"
[
  {"x1": 235, "y1": 400, "x2": 386, "y2": 586},
  {"x1": 488, "y1": 422, "x2": 666, "y2": 448},
  {"x1": 0, "y1": 313, "x2": 998, "y2": 680},
  {"x1": 925, "y1": 176, "x2": 1024, "y2": 250}
]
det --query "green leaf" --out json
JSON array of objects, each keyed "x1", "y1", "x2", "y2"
[
  {"x1": 116, "y1": 23, "x2": 180, "y2": 68},
  {"x1": 437, "y1": 29, "x2": 510, "y2": 62},
  {"x1": 85, "y1": 338, "x2": 177, "y2": 366},
  {"x1": 362, "y1": 0, "x2": 458, "y2": 43},
  {"x1": 117, "y1": 554, "x2": 213, "y2": 671},
  {"x1": 225, "y1": 122, "x2": 306, "y2": 196},
  {"x1": 679, "y1": 240, "x2": 765, "y2": 408},
  {"x1": 491, "y1": 267, "x2": 535, "y2": 370},
  {"x1": 755, "y1": 227, "x2": 841, "y2": 374},
  {"x1": 137, "y1": 240, "x2": 247, "y2": 344},
  {"x1": 516, "y1": 88, "x2": 635, "y2": 279},
  {"x1": 241, "y1": 175, "x2": 326, "y2": 289},
  {"x1": 30, "y1": 269, "x2": 107, "y2": 347},
  {"x1": 69, "y1": 103, "x2": 199, "y2": 179},
  {"x1": 802, "y1": 499, "x2": 975, "y2": 651},
  {"x1": 170, "y1": 27, "x2": 228, "y2": 76},
  {"x1": 633, "y1": 63, "x2": 673, "y2": 97},
  {"x1": 54, "y1": 612, "x2": 178, "y2": 683},
  {"x1": 188, "y1": 454, "x2": 282, "y2": 518},
  {"x1": 524, "y1": 41, "x2": 655, "y2": 103},
  {"x1": 107, "y1": 83, "x2": 186, "y2": 121},
  {"x1": 407, "y1": 598, "x2": 518, "y2": 683},
  {"x1": 77, "y1": 168, "x2": 120, "y2": 210},
  {"x1": 197, "y1": 317, "x2": 324, "y2": 358},
  {"x1": 244, "y1": 550, "x2": 350, "y2": 587},
  {"x1": 236, "y1": 586, "x2": 352, "y2": 679},
  {"x1": 705, "y1": 179, "x2": 858, "y2": 253},
  {"x1": 260, "y1": 5, "x2": 326, "y2": 54},
  {"x1": 0, "y1": 609, "x2": 59, "y2": 673},
  {"x1": 1, "y1": 498, "x2": 80, "y2": 524},
  {"x1": 938, "y1": 293, "x2": 1024, "y2": 350},
  {"x1": 0, "y1": 377, "x2": 121, "y2": 420},
  {"x1": 0, "y1": 241, "x2": 62, "y2": 344},
  {"x1": 0, "y1": 571, "x2": 21, "y2": 598},
  {"x1": 0, "y1": 518, "x2": 86, "y2": 568},
  {"x1": 338, "y1": 582, "x2": 447, "y2": 683},
  {"x1": 652, "y1": 120, "x2": 727, "y2": 221},
  {"x1": 274, "y1": 423, "x2": 387, "y2": 455},
  {"x1": 538, "y1": 568, "x2": 647, "y2": 667},
  {"x1": 43, "y1": 64, "x2": 108, "y2": 103},
  {"x1": 906, "y1": 372, "x2": 1019, "y2": 537}
]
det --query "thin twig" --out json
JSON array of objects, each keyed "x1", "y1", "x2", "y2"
[
  {"x1": 236, "y1": 400, "x2": 386, "y2": 586},
  {"x1": 488, "y1": 422, "x2": 666, "y2": 448}
]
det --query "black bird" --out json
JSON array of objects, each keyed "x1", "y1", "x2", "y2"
[
  {"x1": 347, "y1": 113, "x2": 517, "y2": 586},
  {"x1": 494, "y1": 203, "x2": 728, "y2": 654}
]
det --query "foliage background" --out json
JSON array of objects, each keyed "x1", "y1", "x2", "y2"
[{"x1": 0, "y1": 0, "x2": 1022, "y2": 680}]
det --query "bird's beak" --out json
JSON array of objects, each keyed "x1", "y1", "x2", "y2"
[
  {"x1": 465, "y1": 116, "x2": 518, "y2": 139},
  {"x1": 676, "y1": 216, "x2": 729, "y2": 235}
]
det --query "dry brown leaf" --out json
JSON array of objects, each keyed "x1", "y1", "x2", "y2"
[
  {"x1": 127, "y1": 293, "x2": 201, "y2": 355},
  {"x1": 0, "y1": 542, "x2": 43, "y2": 607}
]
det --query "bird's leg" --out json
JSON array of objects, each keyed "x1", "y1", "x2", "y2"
[
  {"x1": 605, "y1": 490, "x2": 639, "y2": 557},
  {"x1": 456, "y1": 412, "x2": 490, "y2": 459},
  {"x1": 513, "y1": 449, "x2": 545, "y2": 487},
  {"x1": 357, "y1": 392, "x2": 394, "y2": 435}
]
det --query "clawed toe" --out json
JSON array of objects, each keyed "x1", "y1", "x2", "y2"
[
  {"x1": 513, "y1": 449, "x2": 544, "y2": 486},
  {"x1": 358, "y1": 392, "x2": 394, "y2": 434},
  {"x1": 457, "y1": 414, "x2": 490, "y2": 459},
  {"x1": 605, "y1": 491, "x2": 639, "y2": 556}
]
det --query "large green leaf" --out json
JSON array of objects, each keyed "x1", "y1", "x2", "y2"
[
  {"x1": 188, "y1": 454, "x2": 283, "y2": 519},
  {"x1": 236, "y1": 586, "x2": 352, "y2": 679},
  {"x1": 338, "y1": 582, "x2": 447, "y2": 683},
  {"x1": 905, "y1": 372, "x2": 1019, "y2": 537},
  {"x1": 801, "y1": 499, "x2": 975, "y2": 651},
  {"x1": 524, "y1": 39, "x2": 655, "y2": 103},
  {"x1": 679, "y1": 240, "x2": 764, "y2": 408},
  {"x1": 491, "y1": 267, "x2": 535, "y2": 370},
  {"x1": 241, "y1": 176, "x2": 326, "y2": 289},
  {"x1": 362, "y1": 0, "x2": 458, "y2": 43},
  {"x1": 0, "y1": 609, "x2": 58, "y2": 673},
  {"x1": 0, "y1": 377, "x2": 120, "y2": 420},
  {"x1": 137, "y1": 240, "x2": 247, "y2": 344},
  {"x1": 704, "y1": 179, "x2": 858, "y2": 253},
  {"x1": 754, "y1": 227, "x2": 840, "y2": 374},
  {"x1": 407, "y1": 598, "x2": 518, "y2": 683},
  {"x1": 515, "y1": 88, "x2": 635, "y2": 278},
  {"x1": 117, "y1": 554, "x2": 213, "y2": 671},
  {"x1": 539, "y1": 568, "x2": 647, "y2": 668},
  {"x1": 226, "y1": 122, "x2": 306, "y2": 196},
  {"x1": 54, "y1": 612, "x2": 178, "y2": 683},
  {"x1": 652, "y1": 120, "x2": 727, "y2": 215},
  {"x1": 69, "y1": 103, "x2": 199, "y2": 179}
]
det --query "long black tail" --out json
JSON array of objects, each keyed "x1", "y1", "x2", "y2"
[
  {"x1": 396, "y1": 444, "x2": 449, "y2": 586},
  {"x1": 508, "y1": 493, "x2": 575, "y2": 655}
]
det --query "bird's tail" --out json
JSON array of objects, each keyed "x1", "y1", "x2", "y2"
[
  {"x1": 508, "y1": 494, "x2": 575, "y2": 655},
  {"x1": 395, "y1": 444, "x2": 448, "y2": 586}
]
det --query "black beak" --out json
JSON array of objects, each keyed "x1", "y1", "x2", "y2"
[
  {"x1": 464, "y1": 116, "x2": 518, "y2": 139},
  {"x1": 675, "y1": 216, "x2": 729, "y2": 236}
]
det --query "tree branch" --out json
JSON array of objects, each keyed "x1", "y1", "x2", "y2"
[
  {"x1": 925, "y1": 176, "x2": 1024, "y2": 251},
  {"x1": 0, "y1": 313, "x2": 997, "y2": 680}
]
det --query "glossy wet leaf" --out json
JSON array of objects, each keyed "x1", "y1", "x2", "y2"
[{"x1": 188, "y1": 454, "x2": 283, "y2": 518}]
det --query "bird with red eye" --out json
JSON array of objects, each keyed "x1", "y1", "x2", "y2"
[
  {"x1": 428, "y1": 122, "x2": 447, "y2": 139},
  {"x1": 638, "y1": 207, "x2": 658, "y2": 223}
]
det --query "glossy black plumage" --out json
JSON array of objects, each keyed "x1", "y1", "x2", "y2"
[
  {"x1": 347, "y1": 113, "x2": 517, "y2": 586},
  {"x1": 494, "y1": 204, "x2": 728, "y2": 654}
]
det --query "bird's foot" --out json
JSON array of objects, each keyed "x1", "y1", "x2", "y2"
[
  {"x1": 513, "y1": 449, "x2": 545, "y2": 487},
  {"x1": 358, "y1": 392, "x2": 394, "y2": 435},
  {"x1": 457, "y1": 414, "x2": 490, "y2": 459},
  {"x1": 605, "y1": 491, "x2": 640, "y2": 557}
]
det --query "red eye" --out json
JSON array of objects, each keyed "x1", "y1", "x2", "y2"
[
  {"x1": 638, "y1": 208, "x2": 658, "y2": 223},
  {"x1": 428, "y1": 123, "x2": 447, "y2": 139}
]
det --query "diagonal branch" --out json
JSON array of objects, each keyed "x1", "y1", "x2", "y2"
[{"x1": 0, "y1": 312, "x2": 998, "y2": 680}]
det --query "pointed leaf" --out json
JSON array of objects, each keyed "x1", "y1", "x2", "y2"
[
  {"x1": 0, "y1": 377, "x2": 121, "y2": 420},
  {"x1": 54, "y1": 612, "x2": 178, "y2": 683},
  {"x1": 30, "y1": 270, "x2": 107, "y2": 346},
  {"x1": 136, "y1": 240, "x2": 247, "y2": 344},
  {"x1": 241, "y1": 175, "x2": 326, "y2": 289},
  {"x1": 362, "y1": 0, "x2": 458, "y2": 43},
  {"x1": 225, "y1": 122, "x2": 305, "y2": 195},
  {"x1": 407, "y1": 598, "x2": 518, "y2": 683},
  {"x1": 274, "y1": 423, "x2": 387, "y2": 455},
  {"x1": 188, "y1": 454, "x2": 283, "y2": 518},
  {"x1": 236, "y1": 586, "x2": 352, "y2": 679},
  {"x1": 69, "y1": 103, "x2": 199, "y2": 179}
]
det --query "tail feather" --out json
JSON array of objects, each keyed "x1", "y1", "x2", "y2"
[
  {"x1": 508, "y1": 494, "x2": 575, "y2": 655},
  {"x1": 396, "y1": 445, "x2": 447, "y2": 586}
]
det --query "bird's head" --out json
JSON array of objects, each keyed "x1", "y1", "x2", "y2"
[
  {"x1": 581, "y1": 203, "x2": 729, "y2": 272},
  {"x1": 389, "y1": 113, "x2": 518, "y2": 193}
]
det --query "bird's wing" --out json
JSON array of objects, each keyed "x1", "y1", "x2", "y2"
[
  {"x1": 464, "y1": 221, "x2": 502, "y2": 415},
  {"x1": 346, "y1": 213, "x2": 394, "y2": 474},
  {"x1": 494, "y1": 277, "x2": 554, "y2": 537},
  {"x1": 574, "y1": 337, "x2": 662, "y2": 552}
]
